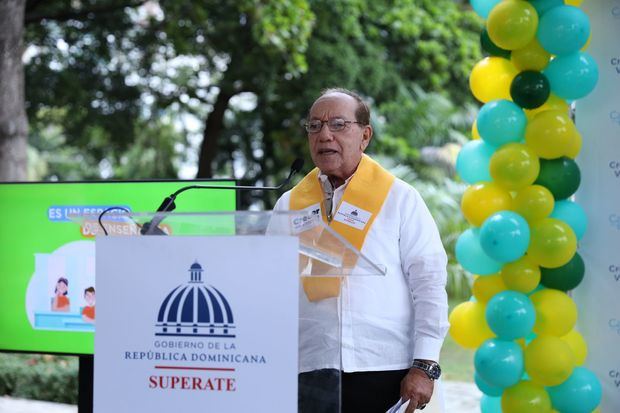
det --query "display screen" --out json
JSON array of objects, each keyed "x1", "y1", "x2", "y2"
[{"x1": 0, "y1": 180, "x2": 236, "y2": 355}]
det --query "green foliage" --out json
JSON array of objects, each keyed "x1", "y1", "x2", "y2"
[
  {"x1": 24, "y1": 0, "x2": 481, "y2": 188},
  {"x1": 0, "y1": 353, "x2": 78, "y2": 404},
  {"x1": 378, "y1": 155, "x2": 471, "y2": 300}
]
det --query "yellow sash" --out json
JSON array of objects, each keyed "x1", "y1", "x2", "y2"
[{"x1": 290, "y1": 154, "x2": 395, "y2": 301}]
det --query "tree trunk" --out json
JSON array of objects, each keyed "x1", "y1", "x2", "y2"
[
  {"x1": 196, "y1": 89, "x2": 233, "y2": 178},
  {"x1": 0, "y1": 0, "x2": 28, "y2": 181}
]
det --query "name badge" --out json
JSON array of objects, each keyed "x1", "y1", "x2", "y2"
[{"x1": 333, "y1": 201, "x2": 372, "y2": 230}]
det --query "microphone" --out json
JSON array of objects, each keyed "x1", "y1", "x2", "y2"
[{"x1": 140, "y1": 158, "x2": 305, "y2": 235}]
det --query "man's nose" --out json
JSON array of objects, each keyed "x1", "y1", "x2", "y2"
[{"x1": 317, "y1": 124, "x2": 334, "y2": 141}]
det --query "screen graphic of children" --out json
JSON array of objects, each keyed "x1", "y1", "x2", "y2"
[
  {"x1": 51, "y1": 277, "x2": 70, "y2": 312},
  {"x1": 82, "y1": 287, "x2": 95, "y2": 323}
]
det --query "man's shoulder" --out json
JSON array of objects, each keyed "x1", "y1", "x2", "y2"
[
  {"x1": 273, "y1": 189, "x2": 293, "y2": 211},
  {"x1": 389, "y1": 176, "x2": 422, "y2": 200}
]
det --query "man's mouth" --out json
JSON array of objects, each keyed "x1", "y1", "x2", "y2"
[{"x1": 318, "y1": 149, "x2": 338, "y2": 155}]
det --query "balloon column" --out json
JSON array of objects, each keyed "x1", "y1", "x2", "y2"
[{"x1": 452, "y1": 1, "x2": 602, "y2": 412}]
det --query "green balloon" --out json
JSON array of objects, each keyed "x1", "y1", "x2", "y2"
[
  {"x1": 481, "y1": 28, "x2": 511, "y2": 59},
  {"x1": 510, "y1": 71, "x2": 551, "y2": 109},
  {"x1": 541, "y1": 252, "x2": 585, "y2": 291},
  {"x1": 535, "y1": 157, "x2": 581, "y2": 200}
]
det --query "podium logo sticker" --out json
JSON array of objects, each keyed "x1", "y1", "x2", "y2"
[{"x1": 156, "y1": 262, "x2": 235, "y2": 338}]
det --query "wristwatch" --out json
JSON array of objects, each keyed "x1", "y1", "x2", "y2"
[{"x1": 412, "y1": 359, "x2": 441, "y2": 380}]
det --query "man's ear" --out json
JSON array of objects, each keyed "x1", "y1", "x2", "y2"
[{"x1": 361, "y1": 125, "x2": 373, "y2": 151}]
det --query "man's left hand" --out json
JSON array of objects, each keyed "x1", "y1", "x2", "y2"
[{"x1": 400, "y1": 367, "x2": 434, "y2": 412}]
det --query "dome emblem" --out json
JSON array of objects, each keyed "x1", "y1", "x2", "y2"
[{"x1": 155, "y1": 262, "x2": 235, "y2": 338}]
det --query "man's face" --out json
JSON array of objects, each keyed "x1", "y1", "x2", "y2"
[{"x1": 307, "y1": 93, "x2": 372, "y2": 182}]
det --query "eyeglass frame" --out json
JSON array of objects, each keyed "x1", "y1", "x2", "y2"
[{"x1": 303, "y1": 117, "x2": 366, "y2": 134}]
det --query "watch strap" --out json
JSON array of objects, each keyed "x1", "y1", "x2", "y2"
[{"x1": 412, "y1": 359, "x2": 441, "y2": 380}]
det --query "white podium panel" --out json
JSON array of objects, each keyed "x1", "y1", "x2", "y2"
[{"x1": 94, "y1": 236, "x2": 299, "y2": 413}]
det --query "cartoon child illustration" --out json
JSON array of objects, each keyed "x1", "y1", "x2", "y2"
[
  {"x1": 82, "y1": 287, "x2": 96, "y2": 323},
  {"x1": 51, "y1": 277, "x2": 70, "y2": 312}
]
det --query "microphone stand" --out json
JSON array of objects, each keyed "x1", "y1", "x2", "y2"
[{"x1": 140, "y1": 158, "x2": 304, "y2": 235}]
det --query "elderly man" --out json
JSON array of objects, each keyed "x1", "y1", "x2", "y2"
[{"x1": 273, "y1": 88, "x2": 449, "y2": 413}]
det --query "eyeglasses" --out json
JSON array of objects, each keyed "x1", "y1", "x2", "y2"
[{"x1": 304, "y1": 118, "x2": 363, "y2": 133}]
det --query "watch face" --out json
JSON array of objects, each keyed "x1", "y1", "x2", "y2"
[{"x1": 430, "y1": 364, "x2": 441, "y2": 379}]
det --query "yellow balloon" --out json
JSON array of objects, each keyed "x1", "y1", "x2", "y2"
[
  {"x1": 525, "y1": 94, "x2": 569, "y2": 120},
  {"x1": 501, "y1": 255, "x2": 541, "y2": 294},
  {"x1": 512, "y1": 38, "x2": 551, "y2": 72},
  {"x1": 448, "y1": 301, "x2": 495, "y2": 349},
  {"x1": 502, "y1": 380, "x2": 553, "y2": 413},
  {"x1": 525, "y1": 336, "x2": 576, "y2": 386},
  {"x1": 530, "y1": 289, "x2": 578, "y2": 336},
  {"x1": 487, "y1": 0, "x2": 539, "y2": 50},
  {"x1": 490, "y1": 143, "x2": 540, "y2": 190},
  {"x1": 561, "y1": 329, "x2": 588, "y2": 366},
  {"x1": 528, "y1": 218, "x2": 577, "y2": 268},
  {"x1": 472, "y1": 119, "x2": 481, "y2": 140},
  {"x1": 566, "y1": 130, "x2": 583, "y2": 159},
  {"x1": 513, "y1": 185, "x2": 555, "y2": 222},
  {"x1": 461, "y1": 182, "x2": 513, "y2": 227},
  {"x1": 525, "y1": 110, "x2": 577, "y2": 159},
  {"x1": 470, "y1": 57, "x2": 518, "y2": 103},
  {"x1": 472, "y1": 273, "x2": 506, "y2": 303},
  {"x1": 566, "y1": 0, "x2": 583, "y2": 6}
]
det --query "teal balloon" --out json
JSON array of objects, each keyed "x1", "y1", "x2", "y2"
[
  {"x1": 456, "y1": 228, "x2": 503, "y2": 275},
  {"x1": 537, "y1": 5, "x2": 590, "y2": 56},
  {"x1": 545, "y1": 52, "x2": 599, "y2": 100},
  {"x1": 477, "y1": 99, "x2": 527, "y2": 147},
  {"x1": 456, "y1": 140, "x2": 495, "y2": 184},
  {"x1": 471, "y1": 0, "x2": 502, "y2": 19},
  {"x1": 535, "y1": 157, "x2": 581, "y2": 200},
  {"x1": 475, "y1": 372, "x2": 504, "y2": 397},
  {"x1": 547, "y1": 367, "x2": 602, "y2": 413},
  {"x1": 481, "y1": 395, "x2": 503, "y2": 413},
  {"x1": 528, "y1": 0, "x2": 564, "y2": 16},
  {"x1": 480, "y1": 211, "x2": 530, "y2": 262},
  {"x1": 510, "y1": 70, "x2": 551, "y2": 109},
  {"x1": 550, "y1": 200, "x2": 588, "y2": 240},
  {"x1": 481, "y1": 28, "x2": 511, "y2": 59},
  {"x1": 540, "y1": 252, "x2": 585, "y2": 291},
  {"x1": 486, "y1": 290, "x2": 536, "y2": 340},
  {"x1": 475, "y1": 338, "x2": 524, "y2": 388}
]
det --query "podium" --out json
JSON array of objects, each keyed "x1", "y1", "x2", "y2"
[{"x1": 77, "y1": 210, "x2": 386, "y2": 413}]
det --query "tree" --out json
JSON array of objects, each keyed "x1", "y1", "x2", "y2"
[
  {"x1": 0, "y1": 0, "x2": 28, "y2": 181},
  {"x1": 14, "y1": 0, "x2": 482, "y2": 209}
]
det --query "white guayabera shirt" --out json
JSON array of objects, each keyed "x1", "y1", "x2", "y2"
[{"x1": 273, "y1": 170, "x2": 450, "y2": 373}]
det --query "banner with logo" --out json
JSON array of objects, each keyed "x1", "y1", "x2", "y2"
[
  {"x1": 94, "y1": 236, "x2": 299, "y2": 412},
  {"x1": 574, "y1": 1, "x2": 620, "y2": 411}
]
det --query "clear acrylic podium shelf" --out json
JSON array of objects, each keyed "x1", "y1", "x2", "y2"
[{"x1": 74, "y1": 210, "x2": 386, "y2": 278}]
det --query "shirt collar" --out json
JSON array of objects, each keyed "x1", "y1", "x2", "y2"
[{"x1": 317, "y1": 171, "x2": 354, "y2": 195}]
